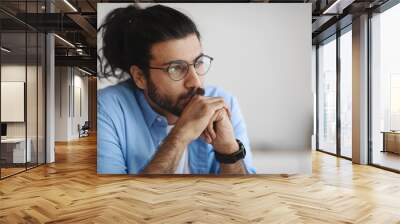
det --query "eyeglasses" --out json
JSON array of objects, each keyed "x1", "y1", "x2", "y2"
[{"x1": 149, "y1": 54, "x2": 214, "y2": 81}]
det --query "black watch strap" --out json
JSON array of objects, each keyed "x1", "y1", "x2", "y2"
[{"x1": 214, "y1": 139, "x2": 246, "y2": 164}]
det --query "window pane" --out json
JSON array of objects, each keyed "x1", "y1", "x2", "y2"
[
  {"x1": 1, "y1": 31, "x2": 28, "y2": 177},
  {"x1": 0, "y1": 1, "x2": 46, "y2": 179},
  {"x1": 371, "y1": 3, "x2": 400, "y2": 171},
  {"x1": 27, "y1": 31, "x2": 38, "y2": 169},
  {"x1": 340, "y1": 29, "x2": 352, "y2": 158},
  {"x1": 318, "y1": 37, "x2": 337, "y2": 154}
]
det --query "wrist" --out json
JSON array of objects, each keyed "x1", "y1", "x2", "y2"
[
  {"x1": 214, "y1": 139, "x2": 246, "y2": 164},
  {"x1": 168, "y1": 126, "x2": 192, "y2": 146},
  {"x1": 214, "y1": 139, "x2": 239, "y2": 155}
]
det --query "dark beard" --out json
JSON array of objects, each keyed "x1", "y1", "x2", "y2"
[{"x1": 147, "y1": 79, "x2": 205, "y2": 117}]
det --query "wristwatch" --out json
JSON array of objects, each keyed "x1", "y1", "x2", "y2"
[{"x1": 214, "y1": 139, "x2": 246, "y2": 164}]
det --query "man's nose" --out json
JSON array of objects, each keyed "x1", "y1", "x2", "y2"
[{"x1": 184, "y1": 65, "x2": 202, "y2": 89}]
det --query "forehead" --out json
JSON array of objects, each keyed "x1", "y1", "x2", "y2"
[{"x1": 150, "y1": 33, "x2": 202, "y2": 65}]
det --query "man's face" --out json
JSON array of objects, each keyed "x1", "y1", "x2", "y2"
[{"x1": 144, "y1": 33, "x2": 205, "y2": 117}]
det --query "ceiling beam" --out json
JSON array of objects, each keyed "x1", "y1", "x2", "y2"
[
  {"x1": 67, "y1": 13, "x2": 96, "y2": 46},
  {"x1": 322, "y1": 0, "x2": 356, "y2": 14},
  {"x1": 55, "y1": 55, "x2": 96, "y2": 70}
]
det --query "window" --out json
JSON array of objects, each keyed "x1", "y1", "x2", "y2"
[
  {"x1": 318, "y1": 36, "x2": 337, "y2": 154},
  {"x1": 339, "y1": 28, "x2": 352, "y2": 158},
  {"x1": 371, "y1": 2, "x2": 400, "y2": 171}
]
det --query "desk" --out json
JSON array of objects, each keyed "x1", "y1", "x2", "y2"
[
  {"x1": 382, "y1": 131, "x2": 400, "y2": 154},
  {"x1": 1, "y1": 138, "x2": 31, "y2": 163}
]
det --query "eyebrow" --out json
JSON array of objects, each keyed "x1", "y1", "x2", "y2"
[{"x1": 161, "y1": 53, "x2": 204, "y2": 66}]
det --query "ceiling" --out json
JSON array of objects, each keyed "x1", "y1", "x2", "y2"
[{"x1": 0, "y1": 0, "x2": 393, "y2": 73}]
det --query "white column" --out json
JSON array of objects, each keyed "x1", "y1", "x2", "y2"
[
  {"x1": 46, "y1": 1, "x2": 55, "y2": 163},
  {"x1": 352, "y1": 14, "x2": 369, "y2": 164},
  {"x1": 312, "y1": 45, "x2": 317, "y2": 151}
]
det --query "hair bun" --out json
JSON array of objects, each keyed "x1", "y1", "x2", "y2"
[{"x1": 98, "y1": 4, "x2": 201, "y2": 83}]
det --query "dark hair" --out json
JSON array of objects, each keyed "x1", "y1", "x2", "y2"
[{"x1": 98, "y1": 4, "x2": 201, "y2": 82}]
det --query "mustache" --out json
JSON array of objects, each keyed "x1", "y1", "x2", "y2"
[{"x1": 182, "y1": 88, "x2": 205, "y2": 100}]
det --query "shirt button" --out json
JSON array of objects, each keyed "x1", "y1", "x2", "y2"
[{"x1": 156, "y1": 117, "x2": 162, "y2": 122}]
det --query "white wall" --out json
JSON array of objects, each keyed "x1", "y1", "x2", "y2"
[
  {"x1": 1, "y1": 65, "x2": 26, "y2": 139},
  {"x1": 55, "y1": 66, "x2": 68, "y2": 141},
  {"x1": 55, "y1": 67, "x2": 89, "y2": 141},
  {"x1": 97, "y1": 3, "x2": 312, "y2": 152},
  {"x1": 1, "y1": 65, "x2": 37, "y2": 137}
]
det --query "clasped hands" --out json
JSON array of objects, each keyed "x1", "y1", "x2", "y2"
[{"x1": 174, "y1": 95, "x2": 239, "y2": 155}]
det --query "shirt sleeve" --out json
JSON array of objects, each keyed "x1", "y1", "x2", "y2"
[{"x1": 97, "y1": 94, "x2": 128, "y2": 174}]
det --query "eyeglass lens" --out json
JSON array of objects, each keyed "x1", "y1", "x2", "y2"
[{"x1": 168, "y1": 55, "x2": 212, "y2": 81}]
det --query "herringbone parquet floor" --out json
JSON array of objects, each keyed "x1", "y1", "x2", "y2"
[{"x1": 1, "y1": 134, "x2": 400, "y2": 223}]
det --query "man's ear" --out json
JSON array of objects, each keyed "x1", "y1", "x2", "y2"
[{"x1": 130, "y1": 65, "x2": 147, "y2": 90}]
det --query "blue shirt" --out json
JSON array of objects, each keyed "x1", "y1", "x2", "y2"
[{"x1": 97, "y1": 79, "x2": 256, "y2": 174}]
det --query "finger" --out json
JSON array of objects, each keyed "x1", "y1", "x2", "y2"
[
  {"x1": 202, "y1": 132, "x2": 211, "y2": 144},
  {"x1": 196, "y1": 96, "x2": 225, "y2": 105},
  {"x1": 207, "y1": 109, "x2": 226, "y2": 139},
  {"x1": 225, "y1": 107, "x2": 232, "y2": 120},
  {"x1": 197, "y1": 97, "x2": 230, "y2": 114},
  {"x1": 200, "y1": 132, "x2": 207, "y2": 142},
  {"x1": 207, "y1": 132, "x2": 212, "y2": 144},
  {"x1": 203, "y1": 130, "x2": 212, "y2": 144},
  {"x1": 208, "y1": 100, "x2": 228, "y2": 114},
  {"x1": 206, "y1": 96, "x2": 225, "y2": 103},
  {"x1": 207, "y1": 118, "x2": 216, "y2": 140},
  {"x1": 190, "y1": 95, "x2": 221, "y2": 104},
  {"x1": 213, "y1": 108, "x2": 226, "y2": 122},
  {"x1": 199, "y1": 96, "x2": 224, "y2": 102},
  {"x1": 191, "y1": 96, "x2": 227, "y2": 110},
  {"x1": 212, "y1": 98, "x2": 230, "y2": 117}
]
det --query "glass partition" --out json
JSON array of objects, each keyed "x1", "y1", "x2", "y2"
[
  {"x1": 1, "y1": 31, "x2": 28, "y2": 177},
  {"x1": 0, "y1": 1, "x2": 46, "y2": 179}
]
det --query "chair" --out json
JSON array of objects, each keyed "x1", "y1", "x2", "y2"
[{"x1": 78, "y1": 121, "x2": 90, "y2": 138}]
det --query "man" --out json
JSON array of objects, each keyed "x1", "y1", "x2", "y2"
[{"x1": 97, "y1": 4, "x2": 256, "y2": 174}]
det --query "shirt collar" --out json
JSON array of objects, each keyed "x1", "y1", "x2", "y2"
[{"x1": 134, "y1": 88, "x2": 166, "y2": 128}]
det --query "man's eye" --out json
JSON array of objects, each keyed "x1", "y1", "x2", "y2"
[
  {"x1": 195, "y1": 60, "x2": 204, "y2": 67},
  {"x1": 195, "y1": 56, "x2": 209, "y2": 68},
  {"x1": 169, "y1": 64, "x2": 184, "y2": 74},
  {"x1": 169, "y1": 67, "x2": 177, "y2": 73}
]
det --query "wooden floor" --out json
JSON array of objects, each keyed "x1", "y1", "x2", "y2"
[
  {"x1": 1, "y1": 135, "x2": 400, "y2": 223},
  {"x1": 373, "y1": 151, "x2": 400, "y2": 171},
  {"x1": 1, "y1": 163, "x2": 45, "y2": 178},
  {"x1": 1, "y1": 167, "x2": 26, "y2": 178}
]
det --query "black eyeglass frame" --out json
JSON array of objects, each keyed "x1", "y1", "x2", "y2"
[{"x1": 148, "y1": 54, "x2": 214, "y2": 81}]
